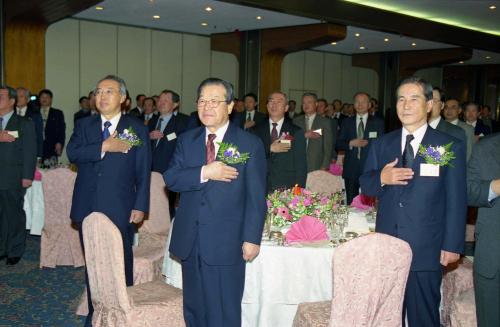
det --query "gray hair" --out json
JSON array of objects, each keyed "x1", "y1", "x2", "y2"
[
  {"x1": 95, "y1": 75, "x2": 127, "y2": 95},
  {"x1": 302, "y1": 92, "x2": 318, "y2": 101},
  {"x1": 268, "y1": 91, "x2": 288, "y2": 103},
  {"x1": 16, "y1": 87, "x2": 30, "y2": 98},
  {"x1": 197, "y1": 77, "x2": 235, "y2": 104},
  {"x1": 396, "y1": 76, "x2": 433, "y2": 101},
  {"x1": 0, "y1": 85, "x2": 17, "y2": 100}
]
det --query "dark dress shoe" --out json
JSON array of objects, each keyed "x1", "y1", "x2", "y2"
[{"x1": 6, "y1": 257, "x2": 21, "y2": 265}]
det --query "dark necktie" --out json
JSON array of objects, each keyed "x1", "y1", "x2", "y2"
[
  {"x1": 403, "y1": 134, "x2": 415, "y2": 168},
  {"x1": 156, "y1": 118, "x2": 164, "y2": 132},
  {"x1": 271, "y1": 123, "x2": 278, "y2": 142},
  {"x1": 247, "y1": 112, "x2": 252, "y2": 121},
  {"x1": 0, "y1": 117, "x2": 3, "y2": 131},
  {"x1": 357, "y1": 117, "x2": 365, "y2": 159},
  {"x1": 102, "y1": 121, "x2": 112, "y2": 140},
  {"x1": 206, "y1": 134, "x2": 217, "y2": 164}
]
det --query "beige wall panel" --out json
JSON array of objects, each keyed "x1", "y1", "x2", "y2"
[
  {"x1": 151, "y1": 30, "x2": 183, "y2": 96},
  {"x1": 46, "y1": 19, "x2": 80, "y2": 162},
  {"x1": 80, "y1": 21, "x2": 117, "y2": 96},
  {"x1": 281, "y1": 52, "x2": 305, "y2": 104},
  {"x1": 181, "y1": 34, "x2": 210, "y2": 114},
  {"x1": 357, "y1": 67, "x2": 378, "y2": 99},
  {"x1": 340, "y1": 55, "x2": 357, "y2": 102},
  {"x1": 210, "y1": 51, "x2": 239, "y2": 97},
  {"x1": 117, "y1": 26, "x2": 151, "y2": 106},
  {"x1": 323, "y1": 52, "x2": 343, "y2": 102},
  {"x1": 303, "y1": 51, "x2": 324, "y2": 97},
  {"x1": 415, "y1": 67, "x2": 443, "y2": 88}
]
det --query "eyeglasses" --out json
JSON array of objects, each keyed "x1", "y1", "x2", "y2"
[
  {"x1": 197, "y1": 99, "x2": 226, "y2": 108},
  {"x1": 95, "y1": 89, "x2": 120, "y2": 97}
]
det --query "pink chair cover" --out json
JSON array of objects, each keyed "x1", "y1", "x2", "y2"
[
  {"x1": 293, "y1": 233, "x2": 412, "y2": 327},
  {"x1": 40, "y1": 168, "x2": 84, "y2": 268},
  {"x1": 306, "y1": 170, "x2": 344, "y2": 195},
  {"x1": 82, "y1": 212, "x2": 184, "y2": 327},
  {"x1": 441, "y1": 258, "x2": 474, "y2": 326},
  {"x1": 450, "y1": 289, "x2": 477, "y2": 327}
]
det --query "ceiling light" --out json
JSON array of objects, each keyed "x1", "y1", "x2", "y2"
[
  {"x1": 256, "y1": 16, "x2": 262, "y2": 20},
  {"x1": 411, "y1": 42, "x2": 417, "y2": 46},
  {"x1": 201, "y1": 22, "x2": 208, "y2": 27},
  {"x1": 205, "y1": 6, "x2": 213, "y2": 12},
  {"x1": 359, "y1": 46, "x2": 366, "y2": 50},
  {"x1": 153, "y1": 15, "x2": 160, "y2": 19},
  {"x1": 459, "y1": 61, "x2": 464, "y2": 64},
  {"x1": 486, "y1": 56, "x2": 491, "y2": 59},
  {"x1": 355, "y1": 33, "x2": 360, "y2": 37},
  {"x1": 489, "y1": 5, "x2": 496, "y2": 9},
  {"x1": 330, "y1": 42, "x2": 337, "y2": 45},
  {"x1": 95, "y1": 6, "x2": 104, "y2": 10},
  {"x1": 384, "y1": 38, "x2": 389, "y2": 42}
]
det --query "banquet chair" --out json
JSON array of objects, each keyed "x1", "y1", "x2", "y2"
[
  {"x1": 441, "y1": 258, "x2": 474, "y2": 326},
  {"x1": 40, "y1": 168, "x2": 84, "y2": 268},
  {"x1": 449, "y1": 289, "x2": 477, "y2": 327},
  {"x1": 82, "y1": 212, "x2": 184, "y2": 327},
  {"x1": 293, "y1": 233, "x2": 412, "y2": 327},
  {"x1": 306, "y1": 170, "x2": 344, "y2": 196}
]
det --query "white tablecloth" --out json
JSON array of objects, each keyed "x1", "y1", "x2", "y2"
[
  {"x1": 24, "y1": 180, "x2": 45, "y2": 235},
  {"x1": 162, "y1": 210, "x2": 373, "y2": 327}
]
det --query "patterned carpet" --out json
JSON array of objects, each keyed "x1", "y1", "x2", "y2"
[{"x1": 0, "y1": 235, "x2": 86, "y2": 326}]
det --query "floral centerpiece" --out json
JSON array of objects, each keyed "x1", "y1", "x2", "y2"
[{"x1": 266, "y1": 185, "x2": 342, "y2": 229}]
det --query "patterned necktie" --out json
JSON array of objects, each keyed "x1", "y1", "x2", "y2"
[
  {"x1": 0, "y1": 117, "x2": 3, "y2": 131},
  {"x1": 357, "y1": 117, "x2": 365, "y2": 159},
  {"x1": 271, "y1": 123, "x2": 278, "y2": 142},
  {"x1": 206, "y1": 134, "x2": 217, "y2": 164},
  {"x1": 102, "y1": 121, "x2": 112, "y2": 140},
  {"x1": 247, "y1": 112, "x2": 251, "y2": 121},
  {"x1": 403, "y1": 134, "x2": 415, "y2": 168}
]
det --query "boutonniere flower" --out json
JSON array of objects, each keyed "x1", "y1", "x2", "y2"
[
  {"x1": 118, "y1": 126, "x2": 143, "y2": 146},
  {"x1": 216, "y1": 142, "x2": 250, "y2": 164},
  {"x1": 418, "y1": 142, "x2": 455, "y2": 167},
  {"x1": 279, "y1": 132, "x2": 295, "y2": 141}
]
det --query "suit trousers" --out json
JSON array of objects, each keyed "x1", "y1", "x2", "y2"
[
  {"x1": 181, "y1": 233, "x2": 245, "y2": 327},
  {"x1": 0, "y1": 189, "x2": 27, "y2": 258},
  {"x1": 474, "y1": 270, "x2": 500, "y2": 327},
  {"x1": 79, "y1": 219, "x2": 135, "y2": 327},
  {"x1": 344, "y1": 177, "x2": 360, "y2": 205},
  {"x1": 403, "y1": 270, "x2": 442, "y2": 327}
]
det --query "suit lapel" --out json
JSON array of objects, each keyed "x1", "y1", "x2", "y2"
[{"x1": 5, "y1": 112, "x2": 19, "y2": 131}]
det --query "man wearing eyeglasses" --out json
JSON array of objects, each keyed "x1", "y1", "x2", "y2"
[
  {"x1": 164, "y1": 77, "x2": 267, "y2": 327},
  {"x1": 67, "y1": 75, "x2": 151, "y2": 327}
]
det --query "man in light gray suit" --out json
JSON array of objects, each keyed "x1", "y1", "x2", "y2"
[
  {"x1": 429, "y1": 88, "x2": 466, "y2": 144},
  {"x1": 444, "y1": 98, "x2": 475, "y2": 160},
  {"x1": 467, "y1": 132, "x2": 500, "y2": 327},
  {"x1": 293, "y1": 93, "x2": 333, "y2": 172}
]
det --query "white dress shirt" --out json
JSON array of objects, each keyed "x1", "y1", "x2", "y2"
[
  {"x1": 401, "y1": 123, "x2": 428, "y2": 158},
  {"x1": 305, "y1": 113, "x2": 316, "y2": 131},
  {"x1": 246, "y1": 110, "x2": 255, "y2": 121},
  {"x1": 269, "y1": 117, "x2": 285, "y2": 136},
  {"x1": 16, "y1": 106, "x2": 28, "y2": 117},
  {"x1": 428, "y1": 116, "x2": 441, "y2": 129},
  {"x1": 449, "y1": 119, "x2": 459, "y2": 125},
  {"x1": 200, "y1": 120, "x2": 230, "y2": 182},
  {"x1": 466, "y1": 120, "x2": 477, "y2": 128}
]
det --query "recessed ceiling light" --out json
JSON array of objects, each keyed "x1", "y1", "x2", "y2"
[
  {"x1": 95, "y1": 6, "x2": 104, "y2": 10},
  {"x1": 489, "y1": 5, "x2": 496, "y2": 9},
  {"x1": 359, "y1": 46, "x2": 366, "y2": 50},
  {"x1": 355, "y1": 33, "x2": 360, "y2": 37},
  {"x1": 153, "y1": 15, "x2": 160, "y2": 19},
  {"x1": 330, "y1": 42, "x2": 337, "y2": 45},
  {"x1": 384, "y1": 38, "x2": 389, "y2": 42},
  {"x1": 205, "y1": 6, "x2": 213, "y2": 12},
  {"x1": 411, "y1": 42, "x2": 417, "y2": 46},
  {"x1": 201, "y1": 22, "x2": 208, "y2": 27},
  {"x1": 459, "y1": 61, "x2": 464, "y2": 64},
  {"x1": 256, "y1": 16, "x2": 262, "y2": 20},
  {"x1": 486, "y1": 56, "x2": 491, "y2": 59}
]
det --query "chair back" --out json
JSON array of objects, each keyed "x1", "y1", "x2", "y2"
[
  {"x1": 306, "y1": 170, "x2": 344, "y2": 195},
  {"x1": 42, "y1": 168, "x2": 76, "y2": 226},
  {"x1": 82, "y1": 212, "x2": 132, "y2": 317},
  {"x1": 329, "y1": 233, "x2": 412, "y2": 327},
  {"x1": 141, "y1": 172, "x2": 170, "y2": 235}
]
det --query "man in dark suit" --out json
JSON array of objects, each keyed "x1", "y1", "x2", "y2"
[
  {"x1": 67, "y1": 75, "x2": 151, "y2": 327},
  {"x1": 464, "y1": 102, "x2": 491, "y2": 140},
  {"x1": 252, "y1": 91, "x2": 307, "y2": 192},
  {"x1": 467, "y1": 132, "x2": 500, "y2": 327},
  {"x1": 39, "y1": 89, "x2": 66, "y2": 161},
  {"x1": 74, "y1": 96, "x2": 91, "y2": 125},
  {"x1": 360, "y1": 77, "x2": 467, "y2": 327},
  {"x1": 429, "y1": 87, "x2": 467, "y2": 144},
  {"x1": 337, "y1": 92, "x2": 384, "y2": 204},
  {"x1": 293, "y1": 93, "x2": 333, "y2": 172},
  {"x1": 142, "y1": 97, "x2": 156, "y2": 126},
  {"x1": 238, "y1": 92, "x2": 266, "y2": 130},
  {"x1": 16, "y1": 87, "x2": 43, "y2": 158},
  {"x1": 129, "y1": 93, "x2": 146, "y2": 119},
  {"x1": 0, "y1": 86, "x2": 37, "y2": 265},
  {"x1": 164, "y1": 78, "x2": 266, "y2": 327},
  {"x1": 444, "y1": 98, "x2": 475, "y2": 161},
  {"x1": 149, "y1": 90, "x2": 188, "y2": 218}
]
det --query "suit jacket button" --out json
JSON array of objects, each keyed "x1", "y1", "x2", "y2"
[{"x1": 399, "y1": 202, "x2": 403, "y2": 207}]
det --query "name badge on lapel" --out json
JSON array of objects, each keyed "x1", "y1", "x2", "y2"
[
  {"x1": 420, "y1": 163, "x2": 439, "y2": 177},
  {"x1": 7, "y1": 131, "x2": 19, "y2": 138},
  {"x1": 166, "y1": 132, "x2": 177, "y2": 141},
  {"x1": 368, "y1": 131, "x2": 377, "y2": 139}
]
